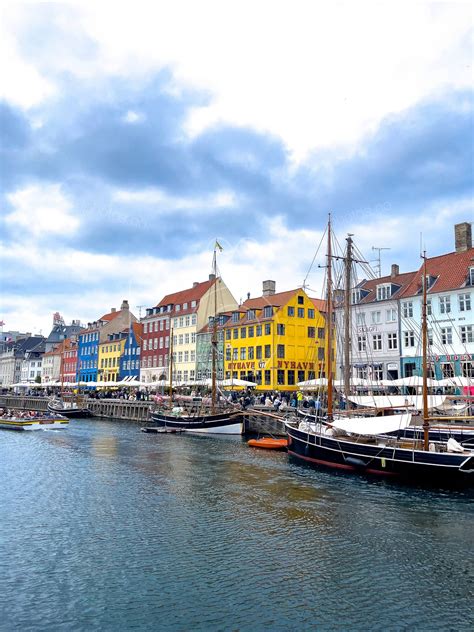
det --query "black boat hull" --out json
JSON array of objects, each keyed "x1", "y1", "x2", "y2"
[
  {"x1": 47, "y1": 403, "x2": 92, "y2": 418},
  {"x1": 150, "y1": 410, "x2": 243, "y2": 434},
  {"x1": 286, "y1": 425, "x2": 474, "y2": 485}
]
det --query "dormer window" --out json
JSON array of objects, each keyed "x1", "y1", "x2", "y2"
[
  {"x1": 263, "y1": 306, "x2": 273, "y2": 318},
  {"x1": 376, "y1": 284, "x2": 391, "y2": 301},
  {"x1": 175, "y1": 304, "x2": 181, "y2": 312},
  {"x1": 352, "y1": 289, "x2": 362, "y2": 304},
  {"x1": 469, "y1": 267, "x2": 474, "y2": 286},
  {"x1": 183, "y1": 303, "x2": 188, "y2": 310},
  {"x1": 247, "y1": 309, "x2": 256, "y2": 320},
  {"x1": 232, "y1": 312, "x2": 240, "y2": 323}
]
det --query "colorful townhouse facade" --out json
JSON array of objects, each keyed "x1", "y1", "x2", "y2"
[
  {"x1": 335, "y1": 265, "x2": 416, "y2": 382},
  {"x1": 140, "y1": 276, "x2": 238, "y2": 384},
  {"x1": 77, "y1": 300, "x2": 136, "y2": 385},
  {"x1": 399, "y1": 222, "x2": 473, "y2": 380},
  {"x1": 119, "y1": 323, "x2": 143, "y2": 381},
  {"x1": 98, "y1": 333, "x2": 126, "y2": 384},
  {"x1": 222, "y1": 281, "x2": 329, "y2": 391}
]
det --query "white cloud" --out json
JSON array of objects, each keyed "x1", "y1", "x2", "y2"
[
  {"x1": 113, "y1": 187, "x2": 237, "y2": 210},
  {"x1": 122, "y1": 110, "x2": 145, "y2": 124},
  {"x1": 5, "y1": 184, "x2": 80, "y2": 237},
  {"x1": 1, "y1": 2, "x2": 471, "y2": 159}
]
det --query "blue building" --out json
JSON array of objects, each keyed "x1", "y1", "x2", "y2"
[{"x1": 119, "y1": 323, "x2": 143, "y2": 381}]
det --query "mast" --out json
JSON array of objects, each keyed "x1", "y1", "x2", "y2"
[
  {"x1": 326, "y1": 214, "x2": 333, "y2": 419},
  {"x1": 211, "y1": 247, "x2": 218, "y2": 414},
  {"x1": 344, "y1": 235, "x2": 353, "y2": 406},
  {"x1": 421, "y1": 252, "x2": 429, "y2": 451},
  {"x1": 169, "y1": 327, "x2": 174, "y2": 404}
]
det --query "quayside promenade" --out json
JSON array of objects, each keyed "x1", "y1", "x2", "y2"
[{"x1": 0, "y1": 395, "x2": 287, "y2": 435}]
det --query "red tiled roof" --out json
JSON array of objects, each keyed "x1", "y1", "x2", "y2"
[
  {"x1": 357, "y1": 270, "x2": 417, "y2": 304},
  {"x1": 310, "y1": 297, "x2": 327, "y2": 313},
  {"x1": 241, "y1": 289, "x2": 299, "y2": 310},
  {"x1": 400, "y1": 248, "x2": 474, "y2": 298},
  {"x1": 99, "y1": 310, "x2": 121, "y2": 322},
  {"x1": 156, "y1": 279, "x2": 215, "y2": 312},
  {"x1": 131, "y1": 322, "x2": 143, "y2": 343}
]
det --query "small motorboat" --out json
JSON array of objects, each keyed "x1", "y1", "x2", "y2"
[{"x1": 247, "y1": 437, "x2": 288, "y2": 450}]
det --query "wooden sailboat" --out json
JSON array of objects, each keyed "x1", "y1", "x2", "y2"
[
  {"x1": 285, "y1": 218, "x2": 474, "y2": 485},
  {"x1": 149, "y1": 245, "x2": 243, "y2": 434},
  {"x1": 47, "y1": 340, "x2": 92, "y2": 417}
]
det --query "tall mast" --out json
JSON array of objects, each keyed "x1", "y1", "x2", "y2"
[
  {"x1": 169, "y1": 327, "x2": 174, "y2": 404},
  {"x1": 344, "y1": 235, "x2": 353, "y2": 406},
  {"x1": 421, "y1": 252, "x2": 429, "y2": 451},
  {"x1": 326, "y1": 214, "x2": 333, "y2": 419},
  {"x1": 211, "y1": 247, "x2": 218, "y2": 413}
]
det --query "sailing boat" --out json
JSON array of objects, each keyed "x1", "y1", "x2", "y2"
[
  {"x1": 149, "y1": 245, "x2": 243, "y2": 434},
  {"x1": 285, "y1": 217, "x2": 474, "y2": 485},
  {"x1": 47, "y1": 339, "x2": 92, "y2": 417}
]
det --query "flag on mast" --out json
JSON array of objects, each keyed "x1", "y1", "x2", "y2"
[{"x1": 215, "y1": 240, "x2": 223, "y2": 252}]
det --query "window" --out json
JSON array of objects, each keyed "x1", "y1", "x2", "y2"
[
  {"x1": 233, "y1": 329, "x2": 239, "y2": 339},
  {"x1": 248, "y1": 326, "x2": 254, "y2": 337},
  {"x1": 439, "y1": 296, "x2": 451, "y2": 314},
  {"x1": 403, "y1": 331, "x2": 415, "y2": 347},
  {"x1": 264, "y1": 323, "x2": 271, "y2": 335},
  {"x1": 287, "y1": 306, "x2": 295, "y2": 317},
  {"x1": 264, "y1": 370, "x2": 271, "y2": 385},
  {"x1": 256, "y1": 346, "x2": 262, "y2": 359},
  {"x1": 240, "y1": 327, "x2": 246, "y2": 339},
  {"x1": 318, "y1": 327, "x2": 325, "y2": 339},
  {"x1": 402, "y1": 302, "x2": 413, "y2": 318},
  {"x1": 184, "y1": 351, "x2": 189, "y2": 362},
  {"x1": 178, "y1": 352, "x2": 183, "y2": 362},
  {"x1": 247, "y1": 309, "x2": 256, "y2": 320},
  {"x1": 176, "y1": 304, "x2": 181, "y2": 312},
  {"x1": 376, "y1": 284, "x2": 391, "y2": 300},
  {"x1": 184, "y1": 334, "x2": 190, "y2": 344},
  {"x1": 352, "y1": 289, "x2": 361, "y2": 304},
  {"x1": 372, "y1": 334, "x2": 382, "y2": 351},
  {"x1": 277, "y1": 369, "x2": 285, "y2": 385},
  {"x1": 387, "y1": 333, "x2": 398, "y2": 350},
  {"x1": 371, "y1": 311, "x2": 381, "y2": 324},
  {"x1": 428, "y1": 329, "x2": 434, "y2": 346},
  {"x1": 232, "y1": 312, "x2": 240, "y2": 323},
  {"x1": 459, "y1": 293, "x2": 471, "y2": 312},
  {"x1": 373, "y1": 365, "x2": 383, "y2": 381},
  {"x1": 297, "y1": 307, "x2": 304, "y2": 318},
  {"x1": 356, "y1": 313, "x2": 365, "y2": 325},
  {"x1": 277, "y1": 344, "x2": 285, "y2": 359},
  {"x1": 386, "y1": 308, "x2": 396, "y2": 322},
  {"x1": 441, "y1": 327, "x2": 452, "y2": 345},
  {"x1": 297, "y1": 295, "x2": 304, "y2": 304},
  {"x1": 191, "y1": 333, "x2": 196, "y2": 343},
  {"x1": 264, "y1": 345, "x2": 271, "y2": 358},
  {"x1": 287, "y1": 370, "x2": 295, "y2": 385},
  {"x1": 468, "y1": 267, "x2": 474, "y2": 286},
  {"x1": 357, "y1": 335, "x2": 367, "y2": 352},
  {"x1": 179, "y1": 317, "x2": 184, "y2": 327},
  {"x1": 144, "y1": 323, "x2": 148, "y2": 334},
  {"x1": 264, "y1": 306, "x2": 273, "y2": 318},
  {"x1": 178, "y1": 334, "x2": 183, "y2": 345},
  {"x1": 277, "y1": 324, "x2": 285, "y2": 335},
  {"x1": 240, "y1": 348, "x2": 246, "y2": 360},
  {"x1": 185, "y1": 316, "x2": 190, "y2": 327},
  {"x1": 441, "y1": 363, "x2": 455, "y2": 378},
  {"x1": 308, "y1": 327, "x2": 315, "y2": 338},
  {"x1": 462, "y1": 361, "x2": 474, "y2": 378},
  {"x1": 248, "y1": 347, "x2": 254, "y2": 360},
  {"x1": 191, "y1": 315, "x2": 197, "y2": 325},
  {"x1": 226, "y1": 348, "x2": 231, "y2": 361},
  {"x1": 191, "y1": 300, "x2": 197, "y2": 308},
  {"x1": 460, "y1": 325, "x2": 473, "y2": 344},
  {"x1": 232, "y1": 349, "x2": 238, "y2": 360},
  {"x1": 318, "y1": 347, "x2": 325, "y2": 360},
  {"x1": 308, "y1": 308, "x2": 315, "y2": 319},
  {"x1": 427, "y1": 299, "x2": 432, "y2": 316},
  {"x1": 226, "y1": 329, "x2": 231, "y2": 340},
  {"x1": 256, "y1": 325, "x2": 262, "y2": 336}
]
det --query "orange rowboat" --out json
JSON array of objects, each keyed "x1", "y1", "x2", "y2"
[{"x1": 247, "y1": 437, "x2": 288, "y2": 450}]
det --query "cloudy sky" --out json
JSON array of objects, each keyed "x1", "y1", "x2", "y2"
[{"x1": 0, "y1": 1, "x2": 472, "y2": 335}]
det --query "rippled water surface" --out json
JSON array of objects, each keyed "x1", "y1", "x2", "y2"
[{"x1": 1, "y1": 419, "x2": 473, "y2": 631}]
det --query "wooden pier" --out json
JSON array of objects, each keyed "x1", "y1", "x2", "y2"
[{"x1": 0, "y1": 396, "x2": 289, "y2": 434}]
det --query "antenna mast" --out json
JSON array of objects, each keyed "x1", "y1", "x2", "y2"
[{"x1": 371, "y1": 246, "x2": 391, "y2": 277}]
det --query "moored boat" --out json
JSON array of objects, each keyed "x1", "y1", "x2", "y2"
[
  {"x1": 0, "y1": 408, "x2": 69, "y2": 431},
  {"x1": 150, "y1": 408, "x2": 243, "y2": 434},
  {"x1": 248, "y1": 437, "x2": 288, "y2": 450},
  {"x1": 47, "y1": 396, "x2": 92, "y2": 417}
]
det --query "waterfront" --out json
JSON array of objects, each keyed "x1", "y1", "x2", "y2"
[{"x1": 1, "y1": 419, "x2": 473, "y2": 631}]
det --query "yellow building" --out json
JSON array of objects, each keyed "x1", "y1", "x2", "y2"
[
  {"x1": 223, "y1": 281, "x2": 333, "y2": 391},
  {"x1": 98, "y1": 333, "x2": 126, "y2": 384}
]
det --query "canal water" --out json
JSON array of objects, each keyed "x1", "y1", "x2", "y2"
[{"x1": 1, "y1": 419, "x2": 473, "y2": 631}]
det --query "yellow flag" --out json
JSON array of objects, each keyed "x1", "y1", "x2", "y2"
[{"x1": 215, "y1": 240, "x2": 223, "y2": 252}]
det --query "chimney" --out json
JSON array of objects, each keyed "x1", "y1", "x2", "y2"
[
  {"x1": 455, "y1": 222, "x2": 472, "y2": 253},
  {"x1": 193, "y1": 282, "x2": 199, "y2": 288},
  {"x1": 209, "y1": 273, "x2": 216, "y2": 281},
  {"x1": 391, "y1": 264, "x2": 399, "y2": 279},
  {"x1": 111, "y1": 308, "x2": 116, "y2": 313},
  {"x1": 121, "y1": 300, "x2": 129, "y2": 310},
  {"x1": 262, "y1": 280, "x2": 276, "y2": 296}
]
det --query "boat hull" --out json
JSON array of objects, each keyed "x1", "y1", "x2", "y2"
[
  {"x1": 47, "y1": 403, "x2": 92, "y2": 417},
  {"x1": 150, "y1": 411, "x2": 243, "y2": 434},
  {"x1": 286, "y1": 424, "x2": 474, "y2": 485},
  {"x1": 0, "y1": 417, "x2": 69, "y2": 431}
]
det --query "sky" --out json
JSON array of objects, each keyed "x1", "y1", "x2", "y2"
[{"x1": 0, "y1": 1, "x2": 473, "y2": 335}]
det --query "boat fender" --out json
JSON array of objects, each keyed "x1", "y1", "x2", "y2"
[
  {"x1": 447, "y1": 438, "x2": 464, "y2": 453},
  {"x1": 345, "y1": 456, "x2": 368, "y2": 469}
]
